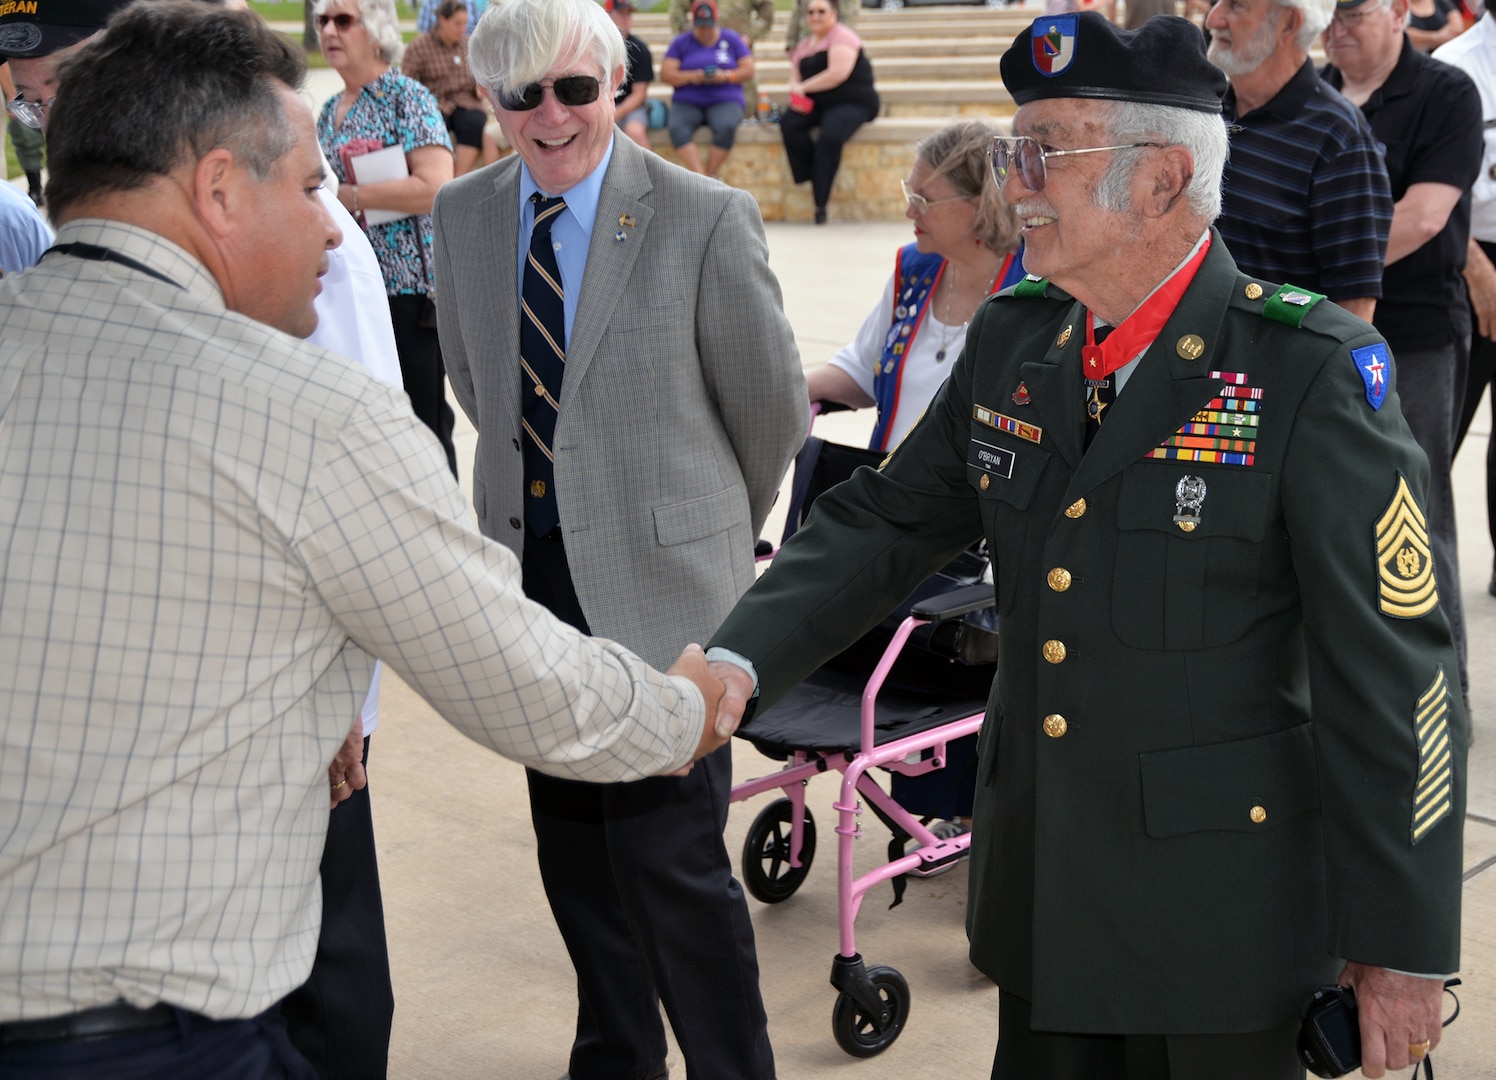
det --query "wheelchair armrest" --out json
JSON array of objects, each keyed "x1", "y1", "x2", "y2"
[
  {"x1": 811, "y1": 399, "x2": 853, "y2": 416},
  {"x1": 908, "y1": 582, "x2": 997, "y2": 624}
]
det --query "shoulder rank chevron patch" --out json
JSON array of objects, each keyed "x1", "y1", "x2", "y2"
[
  {"x1": 1375, "y1": 474, "x2": 1439, "y2": 619},
  {"x1": 1411, "y1": 668, "x2": 1454, "y2": 844}
]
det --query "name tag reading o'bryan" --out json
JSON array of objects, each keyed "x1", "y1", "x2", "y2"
[{"x1": 967, "y1": 439, "x2": 1015, "y2": 479}]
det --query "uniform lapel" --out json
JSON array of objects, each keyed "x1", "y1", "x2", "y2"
[
  {"x1": 1014, "y1": 301, "x2": 1086, "y2": 469},
  {"x1": 560, "y1": 137, "x2": 655, "y2": 415},
  {"x1": 1065, "y1": 233, "x2": 1237, "y2": 499}
]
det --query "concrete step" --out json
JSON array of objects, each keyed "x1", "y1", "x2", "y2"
[{"x1": 715, "y1": 53, "x2": 1004, "y2": 82}]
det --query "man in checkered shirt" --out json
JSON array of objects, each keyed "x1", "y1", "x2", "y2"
[{"x1": 0, "y1": 5, "x2": 735, "y2": 1077}]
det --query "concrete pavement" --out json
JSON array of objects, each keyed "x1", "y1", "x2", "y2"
[{"x1": 370, "y1": 219, "x2": 1496, "y2": 1079}]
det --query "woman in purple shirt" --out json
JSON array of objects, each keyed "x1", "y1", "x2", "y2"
[{"x1": 660, "y1": 0, "x2": 755, "y2": 176}]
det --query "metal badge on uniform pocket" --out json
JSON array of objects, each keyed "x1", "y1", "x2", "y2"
[{"x1": 1173, "y1": 475, "x2": 1206, "y2": 532}]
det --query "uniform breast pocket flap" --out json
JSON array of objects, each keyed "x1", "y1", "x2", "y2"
[{"x1": 966, "y1": 437, "x2": 1047, "y2": 510}]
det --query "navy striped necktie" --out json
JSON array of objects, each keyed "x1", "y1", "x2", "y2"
[{"x1": 521, "y1": 193, "x2": 567, "y2": 537}]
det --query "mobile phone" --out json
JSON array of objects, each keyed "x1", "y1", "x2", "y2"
[{"x1": 702, "y1": 65, "x2": 717, "y2": 78}]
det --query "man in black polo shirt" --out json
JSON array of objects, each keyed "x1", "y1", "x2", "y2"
[
  {"x1": 608, "y1": 0, "x2": 656, "y2": 150},
  {"x1": 1323, "y1": 0, "x2": 1482, "y2": 703},
  {"x1": 1207, "y1": 0, "x2": 1391, "y2": 320}
]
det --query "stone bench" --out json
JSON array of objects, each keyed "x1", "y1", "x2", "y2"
[
  {"x1": 644, "y1": 114, "x2": 1011, "y2": 223},
  {"x1": 646, "y1": 79, "x2": 1016, "y2": 118}
]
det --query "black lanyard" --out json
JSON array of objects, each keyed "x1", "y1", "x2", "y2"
[{"x1": 42, "y1": 242, "x2": 184, "y2": 291}]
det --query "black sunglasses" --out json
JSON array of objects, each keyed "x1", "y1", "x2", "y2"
[
  {"x1": 316, "y1": 12, "x2": 359, "y2": 30},
  {"x1": 497, "y1": 75, "x2": 602, "y2": 112}
]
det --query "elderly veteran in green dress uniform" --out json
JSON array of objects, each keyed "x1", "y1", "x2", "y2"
[{"x1": 706, "y1": 13, "x2": 1466, "y2": 1080}]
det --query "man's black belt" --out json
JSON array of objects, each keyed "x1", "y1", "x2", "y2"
[{"x1": 0, "y1": 1001, "x2": 181, "y2": 1044}]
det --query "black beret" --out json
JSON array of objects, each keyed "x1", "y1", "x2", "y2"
[
  {"x1": 0, "y1": 0, "x2": 132, "y2": 59},
  {"x1": 1000, "y1": 12, "x2": 1226, "y2": 115}
]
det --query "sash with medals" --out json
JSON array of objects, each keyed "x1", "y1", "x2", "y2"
[{"x1": 871, "y1": 243, "x2": 1023, "y2": 451}]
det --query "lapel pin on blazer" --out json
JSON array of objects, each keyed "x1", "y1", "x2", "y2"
[{"x1": 616, "y1": 213, "x2": 637, "y2": 243}]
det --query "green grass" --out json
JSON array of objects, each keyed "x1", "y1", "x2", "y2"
[
  {"x1": 248, "y1": 0, "x2": 420, "y2": 21},
  {"x1": 4, "y1": 130, "x2": 19, "y2": 184}
]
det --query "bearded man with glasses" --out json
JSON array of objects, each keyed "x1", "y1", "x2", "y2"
[
  {"x1": 431, "y1": 1, "x2": 806, "y2": 1077},
  {"x1": 708, "y1": 13, "x2": 1466, "y2": 1078}
]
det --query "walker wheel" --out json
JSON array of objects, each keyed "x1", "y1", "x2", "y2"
[
  {"x1": 831, "y1": 965, "x2": 910, "y2": 1058},
  {"x1": 741, "y1": 797, "x2": 816, "y2": 904}
]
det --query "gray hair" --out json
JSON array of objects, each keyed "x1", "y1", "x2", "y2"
[
  {"x1": 915, "y1": 119, "x2": 1020, "y2": 256},
  {"x1": 468, "y1": 0, "x2": 625, "y2": 101},
  {"x1": 1094, "y1": 100, "x2": 1229, "y2": 222},
  {"x1": 314, "y1": 0, "x2": 405, "y2": 65},
  {"x1": 1275, "y1": 0, "x2": 1334, "y2": 50}
]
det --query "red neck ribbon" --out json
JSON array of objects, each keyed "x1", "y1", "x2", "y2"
[{"x1": 1081, "y1": 234, "x2": 1212, "y2": 381}]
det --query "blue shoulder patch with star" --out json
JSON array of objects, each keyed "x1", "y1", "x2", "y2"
[{"x1": 1351, "y1": 343, "x2": 1390, "y2": 411}]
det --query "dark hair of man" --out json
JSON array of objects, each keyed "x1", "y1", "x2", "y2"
[
  {"x1": 45, "y1": 1, "x2": 307, "y2": 219},
  {"x1": 436, "y1": 0, "x2": 466, "y2": 21}
]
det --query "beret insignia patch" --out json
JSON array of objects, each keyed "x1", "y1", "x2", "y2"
[
  {"x1": 1375, "y1": 473, "x2": 1438, "y2": 619},
  {"x1": 1031, "y1": 15, "x2": 1077, "y2": 77},
  {"x1": 1411, "y1": 668, "x2": 1454, "y2": 844}
]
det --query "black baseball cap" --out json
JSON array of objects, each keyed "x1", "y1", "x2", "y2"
[
  {"x1": 693, "y1": 1, "x2": 717, "y2": 26},
  {"x1": 0, "y1": 0, "x2": 132, "y2": 59},
  {"x1": 1000, "y1": 12, "x2": 1226, "y2": 115}
]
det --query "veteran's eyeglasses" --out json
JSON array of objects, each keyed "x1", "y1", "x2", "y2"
[
  {"x1": 988, "y1": 134, "x2": 1160, "y2": 192},
  {"x1": 316, "y1": 12, "x2": 360, "y2": 30},
  {"x1": 5, "y1": 94, "x2": 53, "y2": 130},
  {"x1": 900, "y1": 178, "x2": 970, "y2": 214},
  {"x1": 496, "y1": 75, "x2": 603, "y2": 112}
]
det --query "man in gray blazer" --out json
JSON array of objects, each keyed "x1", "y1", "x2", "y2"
[{"x1": 431, "y1": 1, "x2": 807, "y2": 1076}]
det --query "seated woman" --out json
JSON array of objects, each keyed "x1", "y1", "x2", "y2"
[
  {"x1": 781, "y1": 0, "x2": 879, "y2": 225},
  {"x1": 401, "y1": 0, "x2": 498, "y2": 177},
  {"x1": 660, "y1": 0, "x2": 754, "y2": 177},
  {"x1": 806, "y1": 119, "x2": 1025, "y2": 452},
  {"x1": 804, "y1": 120, "x2": 1024, "y2": 848}
]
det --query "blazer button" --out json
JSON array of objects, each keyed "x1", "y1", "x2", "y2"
[
  {"x1": 1043, "y1": 640, "x2": 1067, "y2": 664},
  {"x1": 1064, "y1": 498, "x2": 1087, "y2": 519},
  {"x1": 1047, "y1": 567, "x2": 1072, "y2": 592},
  {"x1": 508, "y1": 517, "x2": 522, "y2": 530},
  {"x1": 511, "y1": 438, "x2": 520, "y2": 451},
  {"x1": 1042, "y1": 714, "x2": 1067, "y2": 738},
  {"x1": 1250, "y1": 805, "x2": 1267, "y2": 824}
]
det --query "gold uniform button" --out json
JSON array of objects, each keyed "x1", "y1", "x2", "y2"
[
  {"x1": 1047, "y1": 567, "x2": 1072, "y2": 592},
  {"x1": 1250, "y1": 805, "x2": 1267, "y2": 824},
  {"x1": 1064, "y1": 498, "x2": 1087, "y2": 519},
  {"x1": 1245, "y1": 283, "x2": 1264, "y2": 300},
  {"x1": 980, "y1": 474, "x2": 991, "y2": 491},
  {"x1": 1043, "y1": 639, "x2": 1067, "y2": 664},
  {"x1": 1043, "y1": 714, "x2": 1068, "y2": 738}
]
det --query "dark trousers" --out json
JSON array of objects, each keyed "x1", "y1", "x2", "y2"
[
  {"x1": 0, "y1": 1006, "x2": 316, "y2": 1080},
  {"x1": 991, "y1": 991, "x2": 1302, "y2": 1080},
  {"x1": 521, "y1": 532, "x2": 774, "y2": 1080},
  {"x1": 387, "y1": 294, "x2": 458, "y2": 478},
  {"x1": 1456, "y1": 238, "x2": 1496, "y2": 570},
  {"x1": 1394, "y1": 344, "x2": 1468, "y2": 697},
  {"x1": 779, "y1": 101, "x2": 877, "y2": 211},
  {"x1": 281, "y1": 737, "x2": 395, "y2": 1080}
]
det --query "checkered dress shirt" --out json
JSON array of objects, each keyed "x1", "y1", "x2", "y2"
[{"x1": 0, "y1": 219, "x2": 704, "y2": 1022}]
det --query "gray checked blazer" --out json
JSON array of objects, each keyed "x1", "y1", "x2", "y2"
[{"x1": 432, "y1": 135, "x2": 808, "y2": 669}]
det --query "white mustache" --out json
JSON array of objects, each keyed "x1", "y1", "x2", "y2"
[{"x1": 1016, "y1": 200, "x2": 1057, "y2": 219}]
